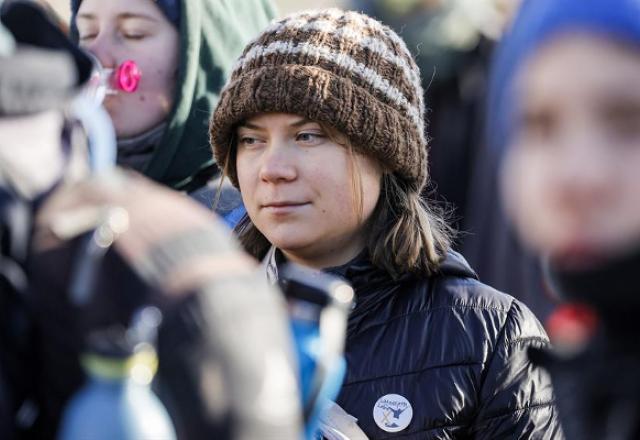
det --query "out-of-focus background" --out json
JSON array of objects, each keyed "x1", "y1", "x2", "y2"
[{"x1": 43, "y1": 0, "x2": 345, "y2": 21}]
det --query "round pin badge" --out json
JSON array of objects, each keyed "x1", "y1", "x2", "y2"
[{"x1": 373, "y1": 393, "x2": 413, "y2": 433}]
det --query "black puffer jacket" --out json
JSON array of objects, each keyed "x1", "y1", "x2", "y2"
[{"x1": 325, "y1": 251, "x2": 563, "y2": 439}]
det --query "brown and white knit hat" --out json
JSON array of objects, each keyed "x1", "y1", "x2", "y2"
[{"x1": 210, "y1": 8, "x2": 428, "y2": 192}]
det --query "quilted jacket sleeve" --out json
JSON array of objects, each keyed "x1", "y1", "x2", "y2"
[{"x1": 470, "y1": 299, "x2": 565, "y2": 439}]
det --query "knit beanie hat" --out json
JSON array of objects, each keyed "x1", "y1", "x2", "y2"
[
  {"x1": 211, "y1": 9, "x2": 428, "y2": 193},
  {"x1": 488, "y1": 0, "x2": 640, "y2": 158},
  {"x1": 70, "y1": 0, "x2": 181, "y2": 39}
]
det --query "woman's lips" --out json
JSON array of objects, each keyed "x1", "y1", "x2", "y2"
[{"x1": 261, "y1": 202, "x2": 310, "y2": 214}]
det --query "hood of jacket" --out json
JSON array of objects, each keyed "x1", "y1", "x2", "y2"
[
  {"x1": 264, "y1": 247, "x2": 478, "y2": 338},
  {"x1": 325, "y1": 250, "x2": 478, "y2": 338},
  {"x1": 70, "y1": 0, "x2": 277, "y2": 191}
]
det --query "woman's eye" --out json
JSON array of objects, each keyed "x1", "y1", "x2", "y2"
[
  {"x1": 602, "y1": 104, "x2": 640, "y2": 142},
  {"x1": 519, "y1": 110, "x2": 557, "y2": 143},
  {"x1": 297, "y1": 132, "x2": 324, "y2": 143},
  {"x1": 122, "y1": 32, "x2": 146, "y2": 40},
  {"x1": 239, "y1": 136, "x2": 263, "y2": 147}
]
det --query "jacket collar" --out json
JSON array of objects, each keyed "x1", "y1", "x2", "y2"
[
  {"x1": 263, "y1": 247, "x2": 479, "y2": 338},
  {"x1": 438, "y1": 251, "x2": 478, "y2": 279},
  {"x1": 263, "y1": 246, "x2": 478, "y2": 285}
]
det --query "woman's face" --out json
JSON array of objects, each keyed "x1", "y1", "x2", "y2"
[
  {"x1": 76, "y1": 0, "x2": 179, "y2": 138},
  {"x1": 502, "y1": 34, "x2": 640, "y2": 266},
  {"x1": 236, "y1": 113, "x2": 383, "y2": 269}
]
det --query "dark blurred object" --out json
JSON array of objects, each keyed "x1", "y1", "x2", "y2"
[
  {"x1": 537, "y1": 253, "x2": 640, "y2": 438},
  {"x1": 0, "y1": 2, "x2": 303, "y2": 439},
  {"x1": 530, "y1": 328, "x2": 640, "y2": 440},
  {"x1": 278, "y1": 264, "x2": 352, "y2": 436},
  {"x1": 32, "y1": 0, "x2": 69, "y2": 34},
  {"x1": 352, "y1": 0, "x2": 556, "y2": 321},
  {"x1": 0, "y1": 3, "x2": 90, "y2": 438},
  {"x1": 27, "y1": 171, "x2": 302, "y2": 439},
  {"x1": 0, "y1": 0, "x2": 91, "y2": 116}
]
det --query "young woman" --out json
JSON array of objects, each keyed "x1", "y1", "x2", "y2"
[
  {"x1": 492, "y1": 0, "x2": 640, "y2": 438},
  {"x1": 70, "y1": 0, "x2": 275, "y2": 208},
  {"x1": 211, "y1": 9, "x2": 562, "y2": 439}
]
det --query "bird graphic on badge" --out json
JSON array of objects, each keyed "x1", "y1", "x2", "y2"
[{"x1": 380, "y1": 405, "x2": 407, "y2": 428}]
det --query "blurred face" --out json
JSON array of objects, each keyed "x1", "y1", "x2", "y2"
[
  {"x1": 76, "y1": 0, "x2": 179, "y2": 138},
  {"x1": 502, "y1": 34, "x2": 640, "y2": 267},
  {"x1": 236, "y1": 113, "x2": 383, "y2": 269}
]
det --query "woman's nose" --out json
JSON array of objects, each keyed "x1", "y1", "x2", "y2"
[
  {"x1": 258, "y1": 144, "x2": 297, "y2": 183},
  {"x1": 83, "y1": 34, "x2": 117, "y2": 69}
]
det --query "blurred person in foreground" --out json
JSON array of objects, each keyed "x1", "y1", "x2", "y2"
[
  {"x1": 492, "y1": 0, "x2": 640, "y2": 438},
  {"x1": 0, "y1": 1, "x2": 301, "y2": 438},
  {"x1": 69, "y1": 0, "x2": 275, "y2": 221}
]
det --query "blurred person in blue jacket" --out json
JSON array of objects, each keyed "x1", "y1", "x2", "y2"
[{"x1": 492, "y1": 0, "x2": 640, "y2": 438}]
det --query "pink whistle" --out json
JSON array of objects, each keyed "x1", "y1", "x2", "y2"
[
  {"x1": 84, "y1": 55, "x2": 143, "y2": 103},
  {"x1": 113, "y1": 60, "x2": 142, "y2": 93}
]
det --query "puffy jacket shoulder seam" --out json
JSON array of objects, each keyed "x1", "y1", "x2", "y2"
[
  {"x1": 429, "y1": 304, "x2": 511, "y2": 313},
  {"x1": 506, "y1": 336, "x2": 549, "y2": 347},
  {"x1": 476, "y1": 400, "x2": 557, "y2": 423},
  {"x1": 353, "y1": 304, "x2": 511, "y2": 339},
  {"x1": 478, "y1": 298, "x2": 515, "y2": 387},
  {"x1": 341, "y1": 360, "x2": 485, "y2": 387},
  {"x1": 431, "y1": 277, "x2": 514, "y2": 312}
]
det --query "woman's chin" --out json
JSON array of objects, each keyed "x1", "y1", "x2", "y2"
[
  {"x1": 549, "y1": 239, "x2": 631, "y2": 271},
  {"x1": 271, "y1": 240, "x2": 310, "y2": 256}
]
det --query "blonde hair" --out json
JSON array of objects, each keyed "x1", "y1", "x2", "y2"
[{"x1": 368, "y1": 173, "x2": 453, "y2": 278}]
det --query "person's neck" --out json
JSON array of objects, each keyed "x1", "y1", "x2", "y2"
[
  {"x1": 280, "y1": 241, "x2": 366, "y2": 271},
  {"x1": 116, "y1": 122, "x2": 166, "y2": 171}
]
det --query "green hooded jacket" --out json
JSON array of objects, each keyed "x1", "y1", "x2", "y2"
[{"x1": 71, "y1": 0, "x2": 277, "y2": 191}]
